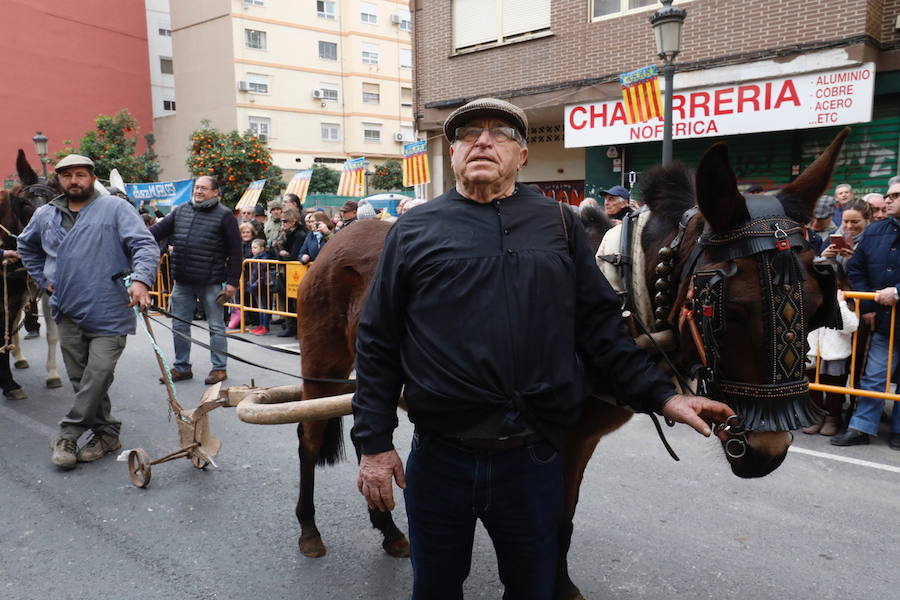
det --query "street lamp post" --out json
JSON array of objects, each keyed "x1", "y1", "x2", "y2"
[
  {"x1": 32, "y1": 131, "x2": 49, "y2": 178},
  {"x1": 650, "y1": 0, "x2": 687, "y2": 166}
]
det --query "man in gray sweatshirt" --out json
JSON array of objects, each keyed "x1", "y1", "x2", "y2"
[{"x1": 18, "y1": 154, "x2": 160, "y2": 469}]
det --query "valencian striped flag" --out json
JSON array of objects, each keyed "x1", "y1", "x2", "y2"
[
  {"x1": 284, "y1": 169, "x2": 313, "y2": 204},
  {"x1": 619, "y1": 65, "x2": 664, "y2": 124},
  {"x1": 337, "y1": 157, "x2": 366, "y2": 197},
  {"x1": 402, "y1": 141, "x2": 430, "y2": 187},
  {"x1": 235, "y1": 179, "x2": 267, "y2": 210}
]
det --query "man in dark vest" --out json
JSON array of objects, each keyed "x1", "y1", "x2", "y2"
[{"x1": 150, "y1": 176, "x2": 242, "y2": 384}]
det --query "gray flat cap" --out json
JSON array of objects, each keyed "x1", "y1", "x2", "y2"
[
  {"x1": 55, "y1": 154, "x2": 95, "y2": 172},
  {"x1": 443, "y1": 98, "x2": 528, "y2": 142}
]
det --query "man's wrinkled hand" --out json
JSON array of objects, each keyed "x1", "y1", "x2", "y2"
[
  {"x1": 661, "y1": 394, "x2": 735, "y2": 437},
  {"x1": 357, "y1": 449, "x2": 406, "y2": 512},
  {"x1": 874, "y1": 287, "x2": 899, "y2": 306},
  {"x1": 128, "y1": 280, "x2": 152, "y2": 310}
]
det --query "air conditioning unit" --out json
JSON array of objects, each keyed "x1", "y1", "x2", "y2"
[
  {"x1": 390, "y1": 14, "x2": 402, "y2": 24},
  {"x1": 312, "y1": 88, "x2": 324, "y2": 99},
  {"x1": 393, "y1": 132, "x2": 404, "y2": 142},
  {"x1": 238, "y1": 80, "x2": 250, "y2": 91}
]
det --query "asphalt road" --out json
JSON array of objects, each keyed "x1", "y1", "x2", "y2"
[{"x1": 1, "y1": 319, "x2": 898, "y2": 600}]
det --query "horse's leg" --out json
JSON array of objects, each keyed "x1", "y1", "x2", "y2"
[
  {"x1": 295, "y1": 417, "x2": 327, "y2": 557},
  {"x1": 42, "y1": 296, "x2": 61, "y2": 388},
  {"x1": 11, "y1": 329, "x2": 28, "y2": 369},
  {"x1": 10, "y1": 306, "x2": 28, "y2": 369},
  {"x1": 555, "y1": 400, "x2": 633, "y2": 600},
  {"x1": 2, "y1": 299, "x2": 27, "y2": 399}
]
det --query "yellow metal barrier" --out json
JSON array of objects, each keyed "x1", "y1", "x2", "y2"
[
  {"x1": 808, "y1": 290, "x2": 899, "y2": 403},
  {"x1": 224, "y1": 259, "x2": 309, "y2": 332}
]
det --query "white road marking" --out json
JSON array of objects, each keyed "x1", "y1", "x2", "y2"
[{"x1": 789, "y1": 445, "x2": 900, "y2": 474}]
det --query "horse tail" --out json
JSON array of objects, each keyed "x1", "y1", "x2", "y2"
[{"x1": 316, "y1": 416, "x2": 345, "y2": 466}]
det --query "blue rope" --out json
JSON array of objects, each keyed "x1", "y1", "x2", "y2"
[{"x1": 121, "y1": 273, "x2": 189, "y2": 424}]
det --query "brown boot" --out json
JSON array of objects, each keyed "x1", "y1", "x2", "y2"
[
  {"x1": 819, "y1": 416, "x2": 840, "y2": 437},
  {"x1": 801, "y1": 418, "x2": 823, "y2": 435}
]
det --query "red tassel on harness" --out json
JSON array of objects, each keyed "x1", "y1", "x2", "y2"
[{"x1": 702, "y1": 305, "x2": 715, "y2": 317}]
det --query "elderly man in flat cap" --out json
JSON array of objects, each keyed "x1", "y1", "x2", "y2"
[
  {"x1": 17, "y1": 154, "x2": 159, "y2": 470},
  {"x1": 351, "y1": 98, "x2": 733, "y2": 598}
]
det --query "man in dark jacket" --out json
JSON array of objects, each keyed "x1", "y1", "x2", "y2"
[
  {"x1": 836, "y1": 181, "x2": 900, "y2": 449},
  {"x1": 150, "y1": 176, "x2": 242, "y2": 384},
  {"x1": 352, "y1": 98, "x2": 734, "y2": 599}
]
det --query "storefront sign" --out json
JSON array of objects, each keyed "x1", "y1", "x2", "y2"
[{"x1": 565, "y1": 64, "x2": 875, "y2": 147}]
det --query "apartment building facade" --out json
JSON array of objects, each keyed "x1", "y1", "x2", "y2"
[
  {"x1": 146, "y1": 0, "x2": 177, "y2": 119},
  {"x1": 156, "y1": 0, "x2": 415, "y2": 180},
  {"x1": 413, "y1": 0, "x2": 900, "y2": 201}
]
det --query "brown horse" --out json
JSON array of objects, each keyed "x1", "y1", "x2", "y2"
[
  {"x1": 289, "y1": 129, "x2": 847, "y2": 598},
  {"x1": 0, "y1": 150, "x2": 55, "y2": 399}
]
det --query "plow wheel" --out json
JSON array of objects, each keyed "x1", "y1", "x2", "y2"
[{"x1": 128, "y1": 448, "x2": 153, "y2": 488}]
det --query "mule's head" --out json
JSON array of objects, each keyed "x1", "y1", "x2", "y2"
[
  {"x1": 690, "y1": 128, "x2": 849, "y2": 478},
  {"x1": 9, "y1": 149, "x2": 56, "y2": 230}
]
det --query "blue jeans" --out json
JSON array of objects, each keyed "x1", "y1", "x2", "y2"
[
  {"x1": 170, "y1": 282, "x2": 226, "y2": 371},
  {"x1": 850, "y1": 332, "x2": 900, "y2": 435},
  {"x1": 404, "y1": 433, "x2": 563, "y2": 600}
]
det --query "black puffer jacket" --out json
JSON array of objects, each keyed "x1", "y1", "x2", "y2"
[{"x1": 150, "y1": 199, "x2": 242, "y2": 285}]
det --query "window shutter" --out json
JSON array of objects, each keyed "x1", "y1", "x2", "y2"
[
  {"x1": 502, "y1": 0, "x2": 550, "y2": 37},
  {"x1": 453, "y1": 0, "x2": 498, "y2": 49}
]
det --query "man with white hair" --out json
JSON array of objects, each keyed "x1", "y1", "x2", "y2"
[
  {"x1": 864, "y1": 192, "x2": 886, "y2": 221},
  {"x1": 352, "y1": 97, "x2": 733, "y2": 598},
  {"x1": 832, "y1": 183, "x2": 854, "y2": 226}
]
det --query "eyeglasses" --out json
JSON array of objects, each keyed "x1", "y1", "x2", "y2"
[
  {"x1": 454, "y1": 126, "x2": 522, "y2": 144},
  {"x1": 886, "y1": 192, "x2": 900, "y2": 201}
]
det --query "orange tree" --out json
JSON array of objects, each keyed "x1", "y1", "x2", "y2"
[
  {"x1": 186, "y1": 123, "x2": 285, "y2": 208},
  {"x1": 57, "y1": 109, "x2": 159, "y2": 183}
]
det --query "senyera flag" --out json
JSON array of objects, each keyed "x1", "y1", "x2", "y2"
[
  {"x1": 619, "y1": 64, "x2": 664, "y2": 125},
  {"x1": 402, "y1": 141, "x2": 430, "y2": 187},
  {"x1": 235, "y1": 179, "x2": 267, "y2": 210},
  {"x1": 337, "y1": 157, "x2": 366, "y2": 197},
  {"x1": 285, "y1": 169, "x2": 313, "y2": 204}
]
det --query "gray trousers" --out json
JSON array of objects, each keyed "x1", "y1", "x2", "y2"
[{"x1": 57, "y1": 316, "x2": 127, "y2": 441}]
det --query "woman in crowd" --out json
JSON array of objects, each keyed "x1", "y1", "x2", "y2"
[
  {"x1": 298, "y1": 212, "x2": 334, "y2": 265},
  {"x1": 820, "y1": 199, "x2": 871, "y2": 267},
  {"x1": 272, "y1": 208, "x2": 305, "y2": 338},
  {"x1": 228, "y1": 223, "x2": 258, "y2": 329}
]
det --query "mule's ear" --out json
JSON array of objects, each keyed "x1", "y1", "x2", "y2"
[
  {"x1": 781, "y1": 127, "x2": 850, "y2": 213},
  {"x1": 16, "y1": 149, "x2": 39, "y2": 186},
  {"x1": 695, "y1": 142, "x2": 748, "y2": 232}
]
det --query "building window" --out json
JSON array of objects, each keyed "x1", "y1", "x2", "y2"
[
  {"x1": 321, "y1": 123, "x2": 340, "y2": 142},
  {"x1": 320, "y1": 83, "x2": 339, "y2": 102},
  {"x1": 163, "y1": 100, "x2": 176, "y2": 111},
  {"x1": 401, "y1": 87, "x2": 413, "y2": 107},
  {"x1": 360, "y1": 2, "x2": 378, "y2": 24},
  {"x1": 158, "y1": 27, "x2": 171, "y2": 36},
  {"x1": 316, "y1": 0, "x2": 336, "y2": 19},
  {"x1": 319, "y1": 40, "x2": 338, "y2": 60},
  {"x1": 249, "y1": 116, "x2": 271, "y2": 142},
  {"x1": 247, "y1": 73, "x2": 270, "y2": 94},
  {"x1": 592, "y1": 0, "x2": 658, "y2": 18},
  {"x1": 362, "y1": 43, "x2": 379, "y2": 65},
  {"x1": 363, "y1": 123, "x2": 382, "y2": 144},
  {"x1": 245, "y1": 29, "x2": 267, "y2": 50},
  {"x1": 159, "y1": 57, "x2": 174, "y2": 74},
  {"x1": 401, "y1": 126, "x2": 415, "y2": 142},
  {"x1": 362, "y1": 82, "x2": 381, "y2": 104},
  {"x1": 453, "y1": 0, "x2": 550, "y2": 51},
  {"x1": 399, "y1": 48, "x2": 412, "y2": 69},
  {"x1": 397, "y1": 10, "x2": 412, "y2": 32}
]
